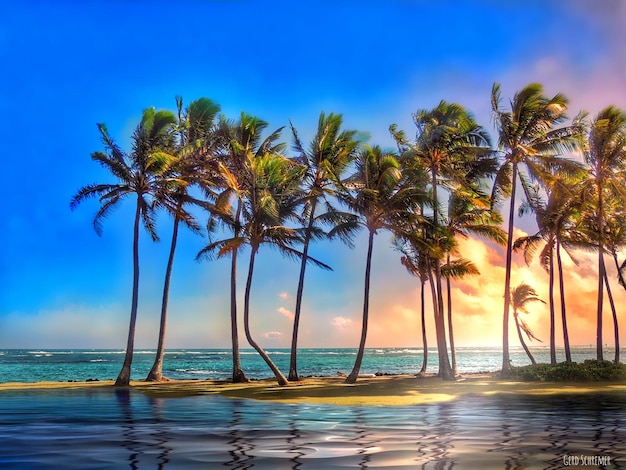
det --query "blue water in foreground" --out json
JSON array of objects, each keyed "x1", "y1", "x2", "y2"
[
  {"x1": 0, "y1": 346, "x2": 618, "y2": 383},
  {"x1": 1, "y1": 388, "x2": 625, "y2": 469}
]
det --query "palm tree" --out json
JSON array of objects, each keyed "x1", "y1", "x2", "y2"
[
  {"x1": 334, "y1": 145, "x2": 424, "y2": 384},
  {"x1": 391, "y1": 151, "x2": 431, "y2": 377},
  {"x1": 510, "y1": 283, "x2": 545, "y2": 365},
  {"x1": 199, "y1": 113, "x2": 285, "y2": 383},
  {"x1": 605, "y1": 211, "x2": 626, "y2": 296},
  {"x1": 444, "y1": 189, "x2": 506, "y2": 374},
  {"x1": 71, "y1": 107, "x2": 177, "y2": 386},
  {"x1": 202, "y1": 126, "x2": 332, "y2": 385},
  {"x1": 391, "y1": 100, "x2": 494, "y2": 380},
  {"x1": 146, "y1": 97, "x2": 221, "y2": 382},
  {"x1": 395, "y1": 238, "x2": 430, "y2": 376},
  {"x1": 580, "y1": 106, "x2": 626, "y2": 361},
  {"x1": 239, "y1": 153, "x2": 315, "y2": 385},
  {"x1": 287, "y1": 112, "x2": 361, "y2": 381},
  {"x1": 490, "y1": 82, "x2": 582, "y2": 374}
]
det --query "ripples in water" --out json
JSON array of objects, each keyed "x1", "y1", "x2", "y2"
[{"x1": 0, "y1": 388, "x2": 625, "y2": 469}]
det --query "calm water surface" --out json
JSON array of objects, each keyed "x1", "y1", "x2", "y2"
[{"x1": 1, "y1": 388, "x2": 625, "y2": 469}]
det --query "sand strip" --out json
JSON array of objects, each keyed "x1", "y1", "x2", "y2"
[{"x1": 2, "y1": 375, "x2": 626, "y2": 406}]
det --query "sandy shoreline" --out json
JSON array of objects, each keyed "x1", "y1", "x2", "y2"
[{"x1": 2, "y1": 374, "x2": 626, "y2": 406}]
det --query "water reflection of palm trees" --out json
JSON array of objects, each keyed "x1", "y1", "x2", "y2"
[
  {"x1": 114, "y1": 388, "x2": 172, "y2": 470},
  {"x1": 487, "y1": 398, "x2": 538, "y2": 469},
  {"x1": 412, "y1": 402, "x2": 457, "y2": 470},
  {"x1": 287, "y1": 410, "x2": 305, "y2": 470},
  {"x1": 115, "y1": 388, "x2": 140, "y2": 470},
  {"x1": 349, "y1": 406, "x2": 379, "y2": 469},
  {"x1": 149, "y1": 396, "x2": 172, "y2": 469},
  {"x1": 224, "y1": 399, "x2": 255, "y2": 469}
]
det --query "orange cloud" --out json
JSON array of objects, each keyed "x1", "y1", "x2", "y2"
[{"x1": 350, "y1": 226, "x2": 626, "y2": 350}]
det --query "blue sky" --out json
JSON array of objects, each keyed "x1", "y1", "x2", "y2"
[{"x1": 1, "y1": 1, "x2": 625, "y2": 349}]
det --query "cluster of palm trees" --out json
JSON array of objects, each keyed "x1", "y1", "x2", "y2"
[{"x1": 71, "y1": 83, "x2": 626, "y2": 387}]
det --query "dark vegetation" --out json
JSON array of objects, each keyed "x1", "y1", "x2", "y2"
[{"x1": 508, "y1": 360, "x2": 626, "y2": 382}]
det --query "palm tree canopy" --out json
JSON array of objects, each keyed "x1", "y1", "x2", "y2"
[
  {"x1": 70, "y1": 107, "x2": 178, "y2": 240},
  {"x1": 403, "y1": 100, "x2": 496, "y2": 191},
  {"x1": 582, "y1": 106, "x2": 626, "y2": 205},
  {"x1": 511, "y1": 283, "x2": 546, "y2": 314},
  {"x1": 490, "y1": 82, "x2": 584, "y2": 206},
  {"x1": 337, "y1": 145, "x2": 425, "y2": 235},
  {"x1": 289, "y1": 111, "x2": 362, "y2": 245}
]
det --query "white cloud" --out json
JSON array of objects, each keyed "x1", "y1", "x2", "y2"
[
  {"x1": 332, "y1": 316, "x2": 353, "y2": 329},
  {"x1": 263, "y1": 331, "x2": 283, "y2": 340},
  {"x1": 278, "y1": 292, "x2": 289, "y2": 300}
]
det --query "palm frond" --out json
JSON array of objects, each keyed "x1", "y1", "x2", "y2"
[
  {"x1": 441, "y1": 258, "x2": 480, "y2": 279},
  {"x1": 70, "y1": 183, "x2": 126, "y2": 210},
  {"x1": 92, "y1": 196, "x2": 121, "y2": 236},
  {"x1": 196, "y1": 237, "x2": 246, "y2": 261}
]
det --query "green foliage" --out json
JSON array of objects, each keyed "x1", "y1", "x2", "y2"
[{"x1": 508, "y1": 360, "x2": 626, "y2": 382}]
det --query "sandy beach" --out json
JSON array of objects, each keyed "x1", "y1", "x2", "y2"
[{"x1": 3, "y1": 374, "x2": 626, "y2": 406}]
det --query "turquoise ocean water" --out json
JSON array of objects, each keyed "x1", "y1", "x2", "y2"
[{"x1": 0, "y1": 346, "x2": 617, "y2": 383}]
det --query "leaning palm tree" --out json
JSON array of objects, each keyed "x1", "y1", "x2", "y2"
[
  {"x1": 444, "y1": 189, "x2": 506, "y2": 374},
  {"x1": 579, "y1": 106, "x2": 626, "y2": 361},
  {"x1": 441, "y1": 255, "x2": 479, "y2": 374},
  {"x1": 395, "y1": 237, "x2": 430, "y2": 376},
  {"x1": 71, "y1": 107, "x2": 177, "y2": 386},
  {"x1": 577, "y1": 196, "x2": 626, "y2": 364},
  {"x1": 490, "y1": 82, "x2": 582, "y2": 374},
  {"x1": 239, "y1": 154, "x2": 315, "y2": 386},
  {"x1": 287, "y1": 112, "x2": 361, "y2": 381},
  {"x1": 203, "y1": 135, "x2": 332, "y2": 385},
  {"x1": 511, "y1": 283, "x2": 545, "y2": 365},
  {"x1": 513, "y1": 176, "x2": 584, "y2": 364},
  {"x1": 605, "y1": 211, "x2": 626, "y2": 295},
  {"x1": 391, "y1": 101, "x2": 495, "y2": 380},
  {"x1": 391, "y1": 149, "x2": 432, "y2": 376},
  {"x1": 146, "y1": 97, "x2": 221, "y2": 382},
  {"x1": 334, "y1": 145, "x2": 425, "y2": 384},
  {"x1": 200, "y1": 113, "x2": 285, "y2": 383}
]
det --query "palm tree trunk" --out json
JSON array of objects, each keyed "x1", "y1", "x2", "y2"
[
  {"x1": 146, "y1": 210, "x2": 181, "y2": 381},
  {"x1": 446, "y1": 255, "x2": 457, "y2": 376},
  {"x1": 556, "y1": 239, "x2": 571, "y2": 362},
  {"x1": 431, "y1": 170, "x2": 453, "y2": 380},
  {"x1": 597, "y1": 251, "x2": 607, "y2": 361},
  {"x1": 115, "y1": 197, "x2": 142, "y2": 386},
  {"x1": 346, "y1": 230, "x2": 375, "y2": 384},
  {"x1": 289, "y1": 202, "x2": 317, "y2": 381},
  {"x1": 231, "y1": 200, "x2": 247, "y2": 383},
  {"x1": 548, "y1": 243, "x2": 557, "y2": 364},
  {"x1": 418, "y1": 278, "x2": 428, "y2": 376},
  {"x1": 244, "y1": 244, "x2": 288, "y2": 386},
  {"x1": 501, "y1": 162, "x2": 519, "y2": 375},
  {"x1": 613, "y1": 253, "x2": 626, "y2": 292},
  {"x1": 426, "y1": 257, "x2": 453, "y2": 380},
  {"x1": 434, "y1": 263, "x2": 453, "y2": 380},
  {"x1": 514, "y1": 312, "x2": 536, "y2": 365},
  {"x1": 597, "y1": 185, "x2": 605, "y2": 361},
  {"x1": 602, "y1": 268, "x2": 619, "y2": 363}
]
